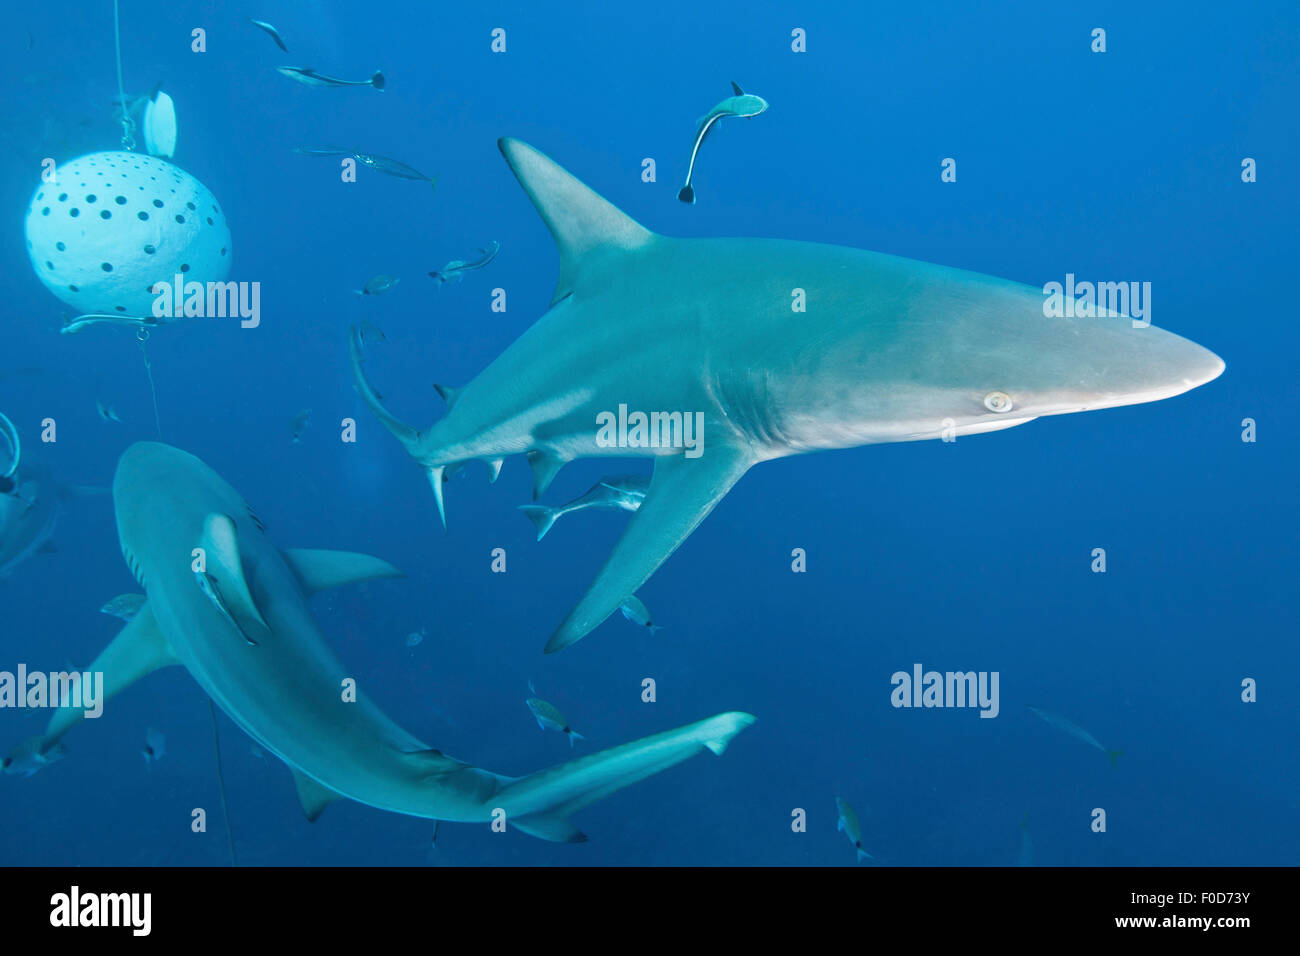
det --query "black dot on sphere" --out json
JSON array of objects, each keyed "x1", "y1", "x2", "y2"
[
  {"x1": 44, "y1": 260, "x2": 53, "y2": 269},
  {"x1": 85, "y1": 194, "x2": 96, "y2": 203},
  {"x1": 55, "y1": 241, "x2": 65, "y2": 251},
  {"x1": 58, "y1": 193, "x2": 67, "y2": 201},
  {"x1": 115, "y1": 306, "x2": 126, "y2": 312},
  {"x1": 206, "y1": 217, "x2": 213, "y2": 225},
  {"x1": 143, "y1": 244, "x2": 156, "y2": 254},
  {"x1": 152, "y1": 199, "x2": 163, "y2": 208},
  {"x1": 220, "y1": 247, "x2": 227, "y2": 256},
  {"x1": 70, "y1": 208, "x2": 80, "y2": 217},
  {"x1": 138, "y1": 211, "x2": 149, "y2": 221},
  {"x1": 115, "y1": 196, "x2": 126, "y2": 205},
  {"x1": 180, "y1": 263, "x2": 190, "y2": 273},
  {"x1": 186, "y1": 201, "x2": 196, "y2": 210},
  {"x1": 174, "y1": 215, "x2": 185, "y2": 224},
  {"x1": 101, "y1": 262, "x2": 113, "y2": 272},
  {"x1": 41, "y1": 207, "x2": 49, "y2": 215},
  {"x1": 68, "y1": 284, "x2": 79, "y2": 292},
  {"x1": 100, "y1": 210, "x2": 111, "y2": 219}
]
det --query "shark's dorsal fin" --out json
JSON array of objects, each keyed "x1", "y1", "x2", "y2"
[
  {"x1": 200, "y1": 513, "x2": 269, "y2": 631},
  {"x1": 281, "y1": 548, "x2": 404, "y2": 595},
  {"x1": 291, "y1": 768, "x2": 342, "y2": 822},
  {"x1": 498, "y1": 138, "x2": 654, "y2": 306}
]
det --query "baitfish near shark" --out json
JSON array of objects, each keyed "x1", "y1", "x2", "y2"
[
  {"x1": 2, "y1": 442, "x2": 755, "y2": 841},
  {"x1": 349, "y1": 138, "x2": 1225, "y2": 655}
]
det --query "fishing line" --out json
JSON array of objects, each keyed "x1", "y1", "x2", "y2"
[
  {"x1": 112, "y1": 0, "x2": 135, "y2": 151},
  {"x1": 135, "y1": 328, "x2": 162, "y2": 439},
  {"x1": 207, "y1": 699, "x2": 239, "y2": 867}
]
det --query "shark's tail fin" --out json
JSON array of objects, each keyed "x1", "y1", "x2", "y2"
[
  {"x1": 494, "y1": 711, "x2": 755, "y2": 842},
  {"x1": 517, "y1": 504, "x2": 558, "y2": 541},
  {"x1": 2, "y1": 735, "x2": 65, "y2": 777},
  {"x1": 347, "y1": 325, "x2": 424, "y2": 456},
  {"x1": 677, "y1": 184, "x2": 695, "y2": 204},
  {"x1": 371, "y1": 71, "x2": 385, "y2": 90},
  {"x1": 1108, "y1": 749, "x2": 1123, "y2": 768}
]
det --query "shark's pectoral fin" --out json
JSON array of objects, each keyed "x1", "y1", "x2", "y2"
[
  {"x1": 511, "y1": 813, "x2": 588, "y2": 843},
  {"x1": 498, "y1": 138, "x2": 655, "y2": 305},
  {"x1": 545, "y1": 443, "x2": 755, "y2": 653},
  {"x1": 348, "y1": 324, "x2": 424, "y2": 456},
  {"x1": 42, "y1": 601, "x2": 179, "y2": 744},
  {"x1": 200, "y1": 513, "x2": 269, "y2": 632},
  {"x1": 291, "y1": 769, "x2": 343, "y2": 823},
  {"x1": 281, "y1": 548, "x2": 404, "y2": 595}
]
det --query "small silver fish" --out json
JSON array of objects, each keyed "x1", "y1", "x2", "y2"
[
  {"x1": 195, "y1": 571, "x2": 258, "y2": 646},
  {"x1": 142, "y1": 727, "x2": 166, "y2": 763},
  {"x1": 277, "y1": 67, "x2": 385, "y2": 90},
  {"x1": 353, "y1": 275, "x2": 400, "y2": 297},
  {"x1": 405, "y1": 628, "x2": 425, "y2": 648},
  {"x1": 2, "y1": 738, "x2": 65, "y2": 776},
  {"x1": 96, "y1": 400, "x2": 122, "y2": 424},
  {"x1": 358, "y1": 319, "x2": 387, "y2": 346},
  {"x1": 290, "y1": 408, "x2": 312, "y2": 443},
  {"x1": 62, "y1": 313, "x2": 161, "y2": 335},
  {"x1": 678, "y1": 81, "x2": 768, "y2": 204},
  {"x1": 429, "y1": 241, "x2": 500, "y2": 285},
  {"x1": 619, "y1": 594, "x2": 662, "y2": 634},
  {"x1": 525, "y1": 694, "x2": 584, "y2": 747},
  {"x1": 99, "y1": 593, "x2": 146, "y2": 621},
  {"x1": 354, "y1": 152, "x2": 436, "y2": 186},
  {"x1": 835, "y1": 796, "x2": 874, "y2": 863},
  {"x1": 248, "y1": 18, "x2": 288, "y2": 52}
]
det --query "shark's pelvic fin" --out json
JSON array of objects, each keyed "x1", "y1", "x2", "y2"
[
  {"x1": 280, "y1": 548, "x2": 404, "y2": 595},
  {"x1": 498, "y1": 137, "x2": 655, "y2": 305},
  {"x1": 43, "y1": 601, "x2": 179, "y2": 744},
  {"x1": 291, "y1": 768, "x2": 343, "y2": 822},
  {"x1": 545, "y1": 444, "x2": 755, "y2": 653},
  {"x1": 526, "y1": 449, "x2": 567, "y2": 501},
  {"x1": 200, "y1": 513, "x2": 270, "y2": 632}
]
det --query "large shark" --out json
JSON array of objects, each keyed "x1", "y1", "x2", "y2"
[
  {"x1": 3, "y1": 442, "x2": 754, "y2": 842},
  {"x1": 350, "y1": 138, "x2": 1225, "y2": 654}
]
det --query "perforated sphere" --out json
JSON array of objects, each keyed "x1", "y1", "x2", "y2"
[{"x1": 23, "y1": 152, "x2": 232, "y2": 318}]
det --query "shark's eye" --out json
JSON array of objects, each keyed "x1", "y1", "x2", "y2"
[{"x1": 984, "y1": 391, "x2": 1013, "y2": 413}]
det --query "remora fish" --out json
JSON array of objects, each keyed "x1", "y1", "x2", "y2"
[
  {"x1": 290, "y1": 409, "x2": 312, "y2": 443},
  {"x1": 100, "y1": 593, "x2": 147, "y2": 621},
  {"x1": 349, "y1": 138, "x2": 1225, "y2": 654},
  {"x1": 678, "y1": 82, "x2": 768, "y2": 204},
  {"x1": 142, "y1": 727, "x2": 166, "y2": 763},
  {"x1": 517, "y1": 474, "x2": 649, "y2": 540},
  {"x1": 618, "y1": 595, "x2": 661, "y2": 634},
  {"x1": 3, "y1": 442, "x2": 755, "y2": 841},
  {"x1": 429, "y1": 241, "x2": 500, "y2": 285},
  {"x1": 1028, "y1": 706, "x2": 1122, "y2": 767},
  {"x1": 277, "y1": 67, "x2": 385, "y2": 90},
  {"x1": 248, "y1": 18, "x2": 288, "y2": 52},
  {"x1": 835, "y1": 796, "x2": 874, "y2": 863}
]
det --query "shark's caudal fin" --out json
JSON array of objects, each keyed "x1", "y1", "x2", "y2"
[
  {"x1": 498, "y1": 138, "x2": 655, "y2": 305},
  {"x1": 495, "y1": 711, "x2": 755, "y2": 842},
  {"x1": 517, "y1": 504, "x2": 558, "y2": 541},
  {"x1": 545, "y1": 445, "x2": 755, "y2": 653},
  {"x1": 1108, "y1": 749, "x2": 1123, "y2": 768}
]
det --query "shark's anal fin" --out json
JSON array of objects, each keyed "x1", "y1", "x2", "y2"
[
  {"x1": 200, "y1": 513, "x2": 269, "y2": 631},
  {"x1": 281, "y1": 548, "x2": 404, "y2": 596},
  {"x1": 498, "y1": 138, "x2": 655, "y2": 305},
  {"x1": 42, "y1": 601, "x2": 178, "y2": 744},
  {"x1": 512, "y1": 813, "x2": 588, "y2": 843},
  {"x1": 291, "y1": 769, "x2": 343, "y2": 822},
  {"x1": 544, "y1": 443, "x2": 754, "y2": 653}
]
